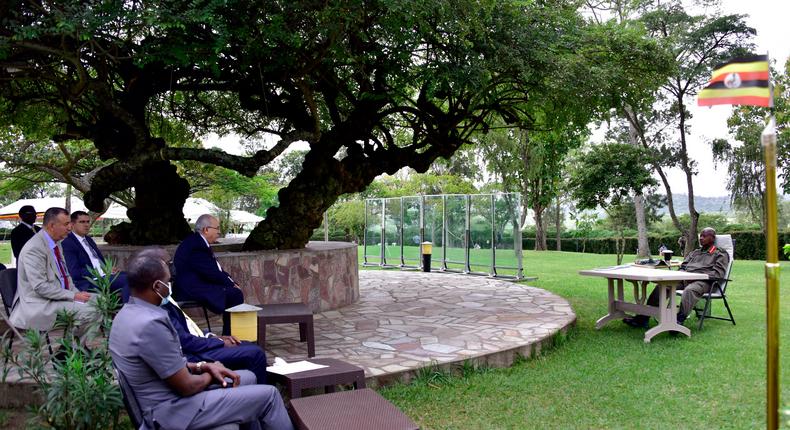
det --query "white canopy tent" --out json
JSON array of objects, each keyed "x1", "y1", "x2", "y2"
[
  {"x1": 0, "y1": 197, "x2": 261, "y2": 225},
  {"x1": 0, "y1": 197, "x2": 128, "y2": 220}
]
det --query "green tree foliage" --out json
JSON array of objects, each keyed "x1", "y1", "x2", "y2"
[
  {"x1": 711, "y1": 60, "x2": 790, "y2": 229},
  {"x1": 570, "y1": 142, "x2": 657, "y2": 262},
  {"x1": 619, "y1": 1, "x2": 756, "y2": 254},
  {"x1": 1, "y1": 0, "x2": 670, "y2": 249}
]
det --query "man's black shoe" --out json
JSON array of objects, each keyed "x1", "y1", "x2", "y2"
[
  {"x1": 676, "y1": 312, "x2": 687, "y2": 326},
  {"x1": 623, "y1": 316, "x2": 649, "y2": 329}
]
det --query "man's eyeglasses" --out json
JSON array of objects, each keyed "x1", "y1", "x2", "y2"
[{"x1": 206, "y1": 226, "x2": 220, "y2": 230}]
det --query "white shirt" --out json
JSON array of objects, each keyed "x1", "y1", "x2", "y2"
[
  {"x1": 20, "y1": 221, "x2": 37, "y2": 232},
  {"x1": 73, "y1": 232, "x2": 105, "y2": 276},
  {"x1": 200, "y1": 233, "x2": 223, "y2": 272}
]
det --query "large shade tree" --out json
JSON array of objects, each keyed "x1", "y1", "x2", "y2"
[{"x1": 1, "y1": 0, "x2": 666, "y2": 249}]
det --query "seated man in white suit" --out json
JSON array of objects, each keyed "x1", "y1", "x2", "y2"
[{"x1": 9, "y1": 207, "x2": 97, "y2": 332}]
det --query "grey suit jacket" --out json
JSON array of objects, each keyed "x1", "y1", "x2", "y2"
[{"x1": 10, "y1": 230, "x2": 81, "y2": 330}]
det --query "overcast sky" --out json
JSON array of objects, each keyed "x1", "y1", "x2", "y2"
[
  {"x1": 667, "y1": 0, "x2": 789, "y2": 196},
  {"x1": 205, "y1": 0, "x2": 790, "y2": 198}
]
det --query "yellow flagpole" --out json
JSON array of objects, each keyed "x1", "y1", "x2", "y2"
[{"x1": 762, "y1": 113, "x2": 780, "y2": 430}]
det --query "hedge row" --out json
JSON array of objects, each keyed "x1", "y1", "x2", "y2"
[{"x1": 523, "y1": 231, "x2": 790, "y2": 261}]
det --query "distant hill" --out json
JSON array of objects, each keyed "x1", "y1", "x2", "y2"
[{"x1": 656, "y1": 194, "x2": 731, "y2": 215}]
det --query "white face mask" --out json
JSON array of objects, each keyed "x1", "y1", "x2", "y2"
[{"x1": 155, "y1": 280, "x2": 172, "y2": 307}]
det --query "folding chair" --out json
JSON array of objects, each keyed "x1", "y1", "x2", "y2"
[
  {"x1": 0, "y1": 269, "x2": 54, "y2": 361},
  {"x1": 677, "y1": 234, "x2": 736, "y2": 330}
]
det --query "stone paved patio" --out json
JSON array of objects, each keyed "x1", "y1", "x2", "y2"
[
  {"x1": 262, "y1": 270, "x2": 576, "y2": 387},
  {"x1": 0, "y1": 270, "x2": 575, "y2": 406}
]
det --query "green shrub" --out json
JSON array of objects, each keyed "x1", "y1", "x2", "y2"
[
  {"x1": 523, "y1": 231, "x2": 790, "y2": 261},
  {"x1": 2, "y1": 259, "x2": 124, "y2": 430}
]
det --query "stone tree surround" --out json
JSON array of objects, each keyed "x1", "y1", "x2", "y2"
[{"x1": 100, "y1": 240, "x2": 359, "y2": 312}]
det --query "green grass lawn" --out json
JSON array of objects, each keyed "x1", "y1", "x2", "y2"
[
  {"x1": 364, "y1": 248, "x2": 790, "y2": 429},
  {"x1": 0, "y1": 242, "x2": 9, "y2": 266}
]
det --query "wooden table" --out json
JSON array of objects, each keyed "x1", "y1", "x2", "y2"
[
  {"x1": 268, "y1": 358, "x2": 366, "y2": 399},
  {"x1": 579, "y1": 266, "x2": 708, "y2": 342},
  {"x1": 257, "y1": 303, "x2": 315, "y2": 357}
]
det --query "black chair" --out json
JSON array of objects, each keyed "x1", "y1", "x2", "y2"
[
  {"x1": 0, "y1": 269, "x2": 54, "y2": 361},
  {"x1": 114, "y1": 364, "x2": 239, "y2": 430},
  {"x1": 168, "y1": 261, "x2": 213, "y2": 333},
  {"x1": 178, "y1": 300, "x2": 213, "y2": 333},
  {"x1": 114, "y1": 365, "x2": 144, "y2": 429},
  {"x1": 677, "y1": 234, "x2": 736, "y2": 329}
]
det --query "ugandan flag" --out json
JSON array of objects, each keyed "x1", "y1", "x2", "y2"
[{"x1": 697, "y1": 55, "x2": 771, "y2": 107}]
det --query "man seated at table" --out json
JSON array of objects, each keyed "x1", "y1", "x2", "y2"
[
  {"x1": 10, "y1": 207, "x2": 97, "y2": 333},
  {"x1": 139, "y1": 247, "x2": 268, "y2": 384},
  {"x1": 623, "y1": 227, "x2": 729, "y2": 328},
  {"x1": 62, "y1": 211, "x2": 130, "y2": 302},
  {"x1": 109, "y1": 251, "x2": 293, "y2": 430},
  {"x1": 173, "y1": 214, "x2": 244, "y2": 335}
]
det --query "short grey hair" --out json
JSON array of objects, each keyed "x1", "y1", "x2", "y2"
[
  {"x1": 43, "y1": 207, "x2": 68, "y2": 226},
  {"x1": 701, "y1": 227, "x2": 716, "y2": 238},
  {"x1": 194, "y1": 214, "x2": 216, "y2": 233}
]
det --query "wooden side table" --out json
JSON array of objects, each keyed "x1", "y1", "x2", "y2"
[
  {"x1": 268, "y1": 358, "x2": 366, "y2": 399},
  {"x1": 257, "y1": 303, "x2": 315, "y2": 357},
  {"x1": 288, "y1": 388, "x2": 419, "y2": 430}
]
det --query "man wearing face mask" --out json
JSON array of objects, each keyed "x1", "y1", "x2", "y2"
[
  {"x1": 138, "y1": 247, "x2": 268, "y2": 384},
  {"x1": 109, "y1": 250, "x2": 293, "y2": 430}
]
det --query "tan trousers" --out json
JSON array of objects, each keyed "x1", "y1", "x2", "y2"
[{"x1": 676, "y1": 280, "x2": 712, "y2": 317}]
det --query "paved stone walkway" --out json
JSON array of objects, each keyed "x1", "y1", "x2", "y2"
[
  {"x1": 0, "y1": 270, "x2": 575, "y2": 407},
  {"x1": 263, "y1": 270, "x2": 576, "y2": 387}
]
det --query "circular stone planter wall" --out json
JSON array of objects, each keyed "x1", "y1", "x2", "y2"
[{"x1": 100, "y1": 240, "x2": 359, "y2": 312}]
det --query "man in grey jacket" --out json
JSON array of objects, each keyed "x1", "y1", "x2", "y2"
[
  {"x1": 110, "y1": 250, "x2": 293, "y2": 430},
  {"x1": 9, "y1": 207, "x2": 97, "y2": 331}
]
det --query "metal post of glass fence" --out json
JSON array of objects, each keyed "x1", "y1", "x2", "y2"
[
  {"x1": 516, "y1": 194, "x2": 524, "y2": 279},
  {"x1": 490, "y1": 194, "x2": 496, "y2": 277},
  {"x1": 380, "y1": 198, "x2": 386, "y2": 266},
  {"x1": 399, "y1": 197, "x2": 405, "y2": 267},
  {"x1": 465, "y1": 194, "x2": 471, "y2": 273},
  {"x1": 420, "y1": 195, "x2": 425, "y2": 270},
  {"x1": 442, "y1": 195, "x2": 448, "y2": 271},
  {"x1": 363, "y1": 199, "x2": 368, "y2": 264}
]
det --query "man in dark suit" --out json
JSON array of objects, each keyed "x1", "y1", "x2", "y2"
[
  {"x1": 165, "y1": 302, "x2": 268, "y2": 384},
  {"x1": 173, "y1": 214, "x2": 244, "y2": 335},
  {"x1": 10, "y1": 205, "x2": 40, "y2": 259},
  {"x1": 61, "y1": 211, "x2": 130, "y2": 302}
]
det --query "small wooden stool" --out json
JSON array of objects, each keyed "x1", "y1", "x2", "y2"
[
  {"x1": 288, "y1": 388, "x2": 419, "y2": 430},
  {"x1": 257, "y1": 303, "x2": 315, "y2": 357},
  {"x1": 267, "y1": 358, "x2": 365, "y2": 399}
]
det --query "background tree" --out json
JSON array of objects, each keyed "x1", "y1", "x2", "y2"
[
  {"x1": 711, "y1": 60, "x2": 789, "y2": 230},
  {"x1": 620, "y1": 1, "x2": 755, "y2": 255},
  {"x1": 1, "y1": 0, "x2": 669, "y2": 249},
  {"x1": 570, "y1": 142, "x2": 657, "y2": 263}
]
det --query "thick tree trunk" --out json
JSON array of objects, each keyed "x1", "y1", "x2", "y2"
[
  {"x1": 533, "y1": 205, "x2": 547, "y2": 251},
  {"x1": 555, "y1": 196, "x2": 562, "y2": 251},
  {"x1": 633, "y1": 194, "x2": 650, "y2": 256},
  {"x1": 99, "y1": 161, "x2": 191, "y2": 244},
  {"x1": 623, "y1": 106, "x2": 689, "y2": 254},
  {"x1": 625, "y1": 106, "x2": 650, "y2": 257},
  {"x1": 677, "y1": 95, "x2": 699, "y2": 256}
]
